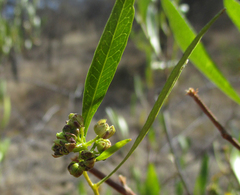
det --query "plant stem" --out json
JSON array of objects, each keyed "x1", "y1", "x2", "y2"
[
  {"x1": 86, "y1": 136, "x2": 99, "y2": 146},
  {"x1": 89, "y1": 168, "x2": 134, "y2": 195},
  {"x1": 186, "y1": 88, "x2": 240, "y2": 151},
  {"x1": 83, "y1": 171, "x2": 99, "y2": 195},
  {"x1": 80, "y1": 127, "x2": 85, "y2": 142}
]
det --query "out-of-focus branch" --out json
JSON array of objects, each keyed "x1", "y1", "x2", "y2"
[
  {"x1": 186, "y1": 88, "x2": 240, "y2": 151},
  {"x1": 162, "y1": 111, "x2": 192, "y2": 195}
]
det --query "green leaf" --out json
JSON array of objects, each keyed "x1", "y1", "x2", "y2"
[
  {"x1": 0, "y1": 80, "x2": 11, "y2": 128},
  {"x1": 230, "y1": 147, "x2": 240, "y2": 185},
  {"x1": 0, "y1": 80, "x2": 6, "y2": 100},
  {"x1": 0, "y1": 138, "x2": 11, "y2": 162},
  {"x1": 96, "y1": 8, "x2": 224, "y2": 187},
  {"x1": 162, "y1": 0, "x2": 240, "y2": 104},
  {"x1": 144, "y1": 163, "x2": 161, "y2": 195},
  {"x1": 136, "y1": 0, "x2": 151, "y2": 23},
  {"x1": 1, "y1": 96, "x2": 11, "y2": 128},
  {"x1": 82, "y1": 0, "x2": 135, "y2": 135},
  {"x1": 96, "y1": 138, "x2": 132, "y2": 161},
  {"x1": 146, "y1": 3, "x2": 161, "y2": 54},
  {"x1": 105, "y1": 107, "x2": 129, "y2": 139},
  {"x1": 175, "y1": 180, "x2": 184, "y2": 195},
  {"x1": 193, "y1": 154, "x2": 209, "y2": 195},
  {"x1": 78, "y1": 180, "x2": 87, "y2": 195},
  {"x1": 224, "y1": 0, "x2": 240, "y2": 31}
]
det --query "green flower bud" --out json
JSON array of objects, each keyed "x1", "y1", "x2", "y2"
[
  {"x1": 53, "y1": 139, "x2": 68, "y2": 147},
  {"x1": 64, "y1": 132, "x2": 77, "y2": 143},
  {"x1": 51, "y1": 139, "x2": 75, "y2": 158},
  {"x1": 62, "y1": 125, "x2": 79, "y2": 136},
  {"x1": 96, "y1": 138, "x2": 111, "y2": 153},
  {"x1": 56, "y1": 132, "x2": 66, "y2": 139},
  {"x1": 65, "y1": 143, "x2": 76, "y2": 152},
  {"x1": 62, "y1": 124, "x2": 72, "y2": 132},
  {"x1": 79, "y1": 158, "x2": 96, "y2": 171},
  {"x1": 80, "y1": 150, "x2": 95, "y2": 160},
  {"x1": 73, "y1": 143, "x2": 85, "y2": 152},
  {"x1": 51, "y1": 146, "x2": 63, "y2": 158},
  {"x1": 52, "y1": 139, "x2": 69, "y2": 158},
  {"x1": 79, "y1": 150, "x2": 96, "y2": 171},
  {"x1": 68, "y1": 113, "x2": 75, "y2": 119},
  {"x1": 84, "y1": 158, "x2": 96, "y2": 171},
  {"x1": 94, "y1": 119, "x2": 115, "y2": 139},
  {"x1": 103, "y1": 125, "x2": 115, "y2": 139},
  {"x1": 68, "y1": 113, "x2": 84, "y2": 128},
  {"x1": 68, "y1": 161, "x2": 83, "y2": 177},
  {"x1": 94, "y1": 119, "x2": 109, "y2": 137}
]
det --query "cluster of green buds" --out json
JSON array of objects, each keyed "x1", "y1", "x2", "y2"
[
  {"x1": 52, "y1": 113, "x2": 84, "y2": 158},
  {"x1": 51, "y1": 114, "x2": 116, "y2": 178},
  {"x1": 93, "y1": 119, "x2": 115, "y2": 153},
  {"x1": 68, "y1": 150, "x2": 96, "y2": 177}
]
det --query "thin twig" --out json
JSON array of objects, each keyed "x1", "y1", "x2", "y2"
[
  {"x1": 119, "y1": 175, "x2": 137, "y2": 195},
  {"x1": 160, "y1": 115, "x2": 206, "y2": 153},
  {"x1": 186, "y1": 88, "x2": 240, "y2": 151},
  {"x1": 163, "y1": 111, "x2": 192, "y2": 195},
  {"x1": 88, "y1": 168, "x2": 136, "y2": 195}
]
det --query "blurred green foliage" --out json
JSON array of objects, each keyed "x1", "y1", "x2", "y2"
[
  {"x1": 0, "y1": 80, "x2": 11, "y2": 165},
  {"x1": 194, "y1": 154, "x2": 209, "y2": 195},
  {"x1": 0, "y1": 0, "x2": 40, "y2": 173},
  {"x1": 106, "y1": 107, "x2": 129, "y2": 139},
  {"x1": 144, "y1": 163, "x2": 161, "y2": 195},
  {"x1": 0, "y1": 79, "x2": 10, "y2": 128},
  {"x1": 0, "y1": 0, "x2": 40, "y2": 57}
]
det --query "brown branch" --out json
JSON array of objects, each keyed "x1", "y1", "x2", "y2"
[
  {"x1": 186, "y1": 88, "x2": 240, "y2": 151},
  {"x1": 119, "y1": 175, "x2": 137, "y2": 195},
  {"x1": 88, "y1": 168, "x2": 136, "y2": 195}
]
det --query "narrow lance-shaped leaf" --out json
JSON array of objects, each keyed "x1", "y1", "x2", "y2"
[
  {"x1": 224, "y1": 0, "x2": 240, "y2": 32},
  {"x1": 82, "y1": 0, "x2": 135, "y2": 135},
  {"x1": 136, "y1": 0, "x2": 151, "y2": 24},
  {"x1": 230, "y1": 147, "x2": 240, "y2": 185},
  {"x1": 146, "y1": 3, "x2": 161, "y2": 54},
  {"x1": 96, "y1": 139, "x2": 132, "y2": 161},
  {"x1": 96, "y1": 8, "x2": 225, "y2": 187},
  {"x1": 162, "y1": 0, "x2": 240, "y2": 105},
  {"x1": 145, "y1": 163, "x2": 161, "y2": 195}
]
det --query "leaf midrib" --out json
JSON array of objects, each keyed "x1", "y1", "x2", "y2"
[{"x1": 84, "y1": 1, "x2": 127, "y2": 131}]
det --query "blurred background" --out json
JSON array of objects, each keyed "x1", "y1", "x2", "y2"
[{"x1": 0, "y1": 0, "x2": 240, "y2": 194}]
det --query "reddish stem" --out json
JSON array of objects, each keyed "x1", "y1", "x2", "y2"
[{"x1": 186, "y1": 88, "x2": 240, "y2": 151}]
